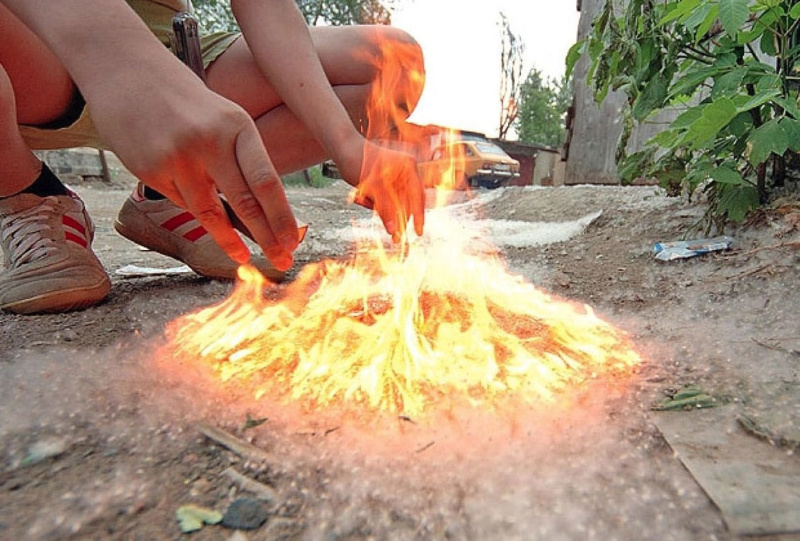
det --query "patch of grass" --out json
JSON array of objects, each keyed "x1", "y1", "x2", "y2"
[{"x1": 282, "y1": 165, "x2": 335, "y2": 188}]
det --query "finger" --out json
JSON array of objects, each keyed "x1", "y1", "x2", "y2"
[
  {"x1": 373, "y1": 195, "x2": 397, "y2": 240},
  {"x1": 406, "y1": 167, "x2": 426, "y2": 237},
  {"x1": 175, "y1": 170, "x2": 251, "y2": 264},
  {"x1": 353, "y1": 190, "x2": 375, "y2": 210},
  {"x1": 205, "y1": 135, "x2": 292, "y2": 271},
  {"x1": 139, "y1": 170, "x2": 188, "y2": 209},
  {"x1": 234, "y1": 125, "x2": 299, "y2": 261}
]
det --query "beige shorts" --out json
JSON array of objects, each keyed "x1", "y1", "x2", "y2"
[{"x1": 19, "y1": 0, "x2": 240, "y2": 150}]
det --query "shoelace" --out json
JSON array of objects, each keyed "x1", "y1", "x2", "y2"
[{"x1": 1, "y1": 197, "x2": 61, "y2": 267}]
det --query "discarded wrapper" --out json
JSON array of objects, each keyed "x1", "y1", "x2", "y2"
[{"x1": 654, "y1": 236, "x2": 733, "y2": 261}]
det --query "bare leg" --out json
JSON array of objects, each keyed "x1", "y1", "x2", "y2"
[
  {"x1": 205, "y1": 25, "x2": 424, "y2": 175},
  {"x1": 0, "y1": 3, "x2": 76, "y2": 196}
]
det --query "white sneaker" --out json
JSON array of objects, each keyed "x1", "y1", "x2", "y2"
[
  {"x1": 114, "y1": 183, "x2": 288, "y2": 281},
  {"x1": 0, "y1": 191, "x2": 111, "y2": 314}
]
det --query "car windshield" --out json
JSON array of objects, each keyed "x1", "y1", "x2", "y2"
[{"x1": 475, "y1": 142, "x2": 507, "y2": 156}]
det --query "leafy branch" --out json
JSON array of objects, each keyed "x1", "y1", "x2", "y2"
[{"x1": 568, "y1": 0, "x2": 800, "y2": 230}]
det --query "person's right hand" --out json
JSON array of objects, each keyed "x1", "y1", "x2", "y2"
[
  {"x1": 89, "y1": 66, "x2": 300, "y2": 271},
  {"x1": 0, "y1": 0, "x2": 298, "y2": 268}
]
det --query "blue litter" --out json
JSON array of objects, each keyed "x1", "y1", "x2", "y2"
[{"x1": 654, "y1": 236, "x2": 733, "y2": 261}]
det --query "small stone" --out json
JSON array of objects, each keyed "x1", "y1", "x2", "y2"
[
  {"x1": 59, "y1": 328, "x2": 77, "y2": 342},
  {"x1": 22, "y1": 437, "x2": 70, "y2": 467},
  {"x1": 222, "y1": 498, "x2": 269, "y2": 530}
]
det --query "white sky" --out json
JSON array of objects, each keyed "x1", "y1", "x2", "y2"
[{"x1": 392, "y1": 1, "x2": 581, "y2": 138}]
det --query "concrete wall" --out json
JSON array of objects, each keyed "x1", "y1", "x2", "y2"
[{"x1": 35, "y1": 148, "x2": 110, "y2": 179}]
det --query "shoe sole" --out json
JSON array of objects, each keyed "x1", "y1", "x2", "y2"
[
  {"x1": 114, "y1": 217, "x2": 286, "y2": 282},
  {"x1": 1, "y1": 277, "x2": 111, "y2": 315}
]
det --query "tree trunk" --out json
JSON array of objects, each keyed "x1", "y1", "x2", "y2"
[
  {"x1": 773, "y1": 154, "x2": 786, "y2": 188},
  {"x1": 98, "y1": 149, "x2": 111, "y2": 184},
  {"x1": 757, "y1": 162, "x2": 768, "y2": 203}
]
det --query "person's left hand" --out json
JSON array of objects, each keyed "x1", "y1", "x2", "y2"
[{"x1": 337, "y1": 139, "x2": 425, "y2": 241}]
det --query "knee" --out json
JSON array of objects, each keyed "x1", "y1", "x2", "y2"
[
  {"x1": 0, "y1": 63, "x2": 17, "y2": 118},
  {"x1": 370, "y1": 27, "x2": 426, "y2": 114}
]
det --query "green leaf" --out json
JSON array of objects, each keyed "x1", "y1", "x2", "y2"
[
  {"x1": 176, "y1": 505, "x2": 223, "y2": 533},
  {"x1": 710, "y1": 165, "x2": 746, "y2": 185},
  {"x1": 672, "y1": 106, "x2": 705, "y2": 129},
  {"x1": 695, "y1": 4, "x2": 720, "y2": 42},
  {"x1": 684, "y1": 2, "x2": 714, "y2": 31},
  {"x1": 736, "y1": 88, "x2": 782, "y2": 113},
  {"x1": 652, "y1": 128, "x2": 680, "y2": 148},
  {"x1": 756, "y1": 74, "x2": 782, "y2": 93},
  {"x1": 633, "y1": 74, "x2": 670, "y2": 121},
  {"x1": 683, "y1": 97, "x2": 739, "y2": 148},
  {"x1": 669, "y1": 66, "x2": 725, "y2": 99},
  {"x1": 728, "y1": 111, "x2": 754, "y2": 137},
  {"x1": 565, "y1": 40, "x2": 585, "y2": 80},
  {"x1": 760, "y1": 31, "x2": 778, "y2": 56},
  {"x1": 791, "y1": 2, "x2": 800, "y2": 19},
  {"x1": 660, "y1": 0, "x2": 702, "y2": 26},
  {"x1": 780, "y1": 118, "x2": 800, "y2": 151},
  {"x1": 717, "y1": 183, "x2": 760, "y2": 222},
  {"x1": 773, "y1": 97, "x2": 800, "y2": 119},
  {"x1": 747, "y1": 118, "x2": 789, "y2": 165},
  {"x1": 712, "y1": 67, "x2": 747, "y2": 99},
  {"x1": 719, "y1": 0, "x2": 750, "y2": 38}
]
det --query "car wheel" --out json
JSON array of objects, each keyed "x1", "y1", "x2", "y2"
[{"x1": 479, "y1": 177, "x2": 502, "y2": 189}]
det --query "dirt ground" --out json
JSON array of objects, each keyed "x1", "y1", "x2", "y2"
[{"x1": 1, "y1": 164, "x2": 799, "y2": 541}]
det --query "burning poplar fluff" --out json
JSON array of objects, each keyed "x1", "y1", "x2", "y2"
[{"x1": 165, "y1": 238, "x2": 642, "y2": 416}]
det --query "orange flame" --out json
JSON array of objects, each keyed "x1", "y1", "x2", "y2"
[{"x1": 161, "y1": 32, "x2": 641, "y2": 417}]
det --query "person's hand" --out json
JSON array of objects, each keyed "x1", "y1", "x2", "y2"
[
  {"x1": 0, "y1": 0, "x2": 298, "y2": 270},
  {"x1": 337, "y1": 139, "x2": 425, "y2": 241},
  {"x1": 89, "y1": 68, "x2": 300, "y2": 271}
]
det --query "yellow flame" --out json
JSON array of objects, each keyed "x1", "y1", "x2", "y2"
[
  {"x1": 165, "y1": 236, "x2": 640, "y2": 417},
  {"x1": 161, "y1": 33, "x2": 641, "y2": 417}
]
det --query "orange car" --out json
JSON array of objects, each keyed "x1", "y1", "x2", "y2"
[{"x1": 417, "y1": 139, "x2": 520, "y2": 189}]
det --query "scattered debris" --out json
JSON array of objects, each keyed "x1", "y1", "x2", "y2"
[
  {"x1": 222, "y1": 467, "x2": 280, "y2": 503},
  {"x1": 262, "y1": 517, "x2": 304, "y2": 539},
  {"x1": 738, "y1": 414, "x2": 800, "y2": 450},
  {"x1": 654, "y1": 405, "x2": 800, "y2": 535},
  {"x1": 739, "y1": 381, "x2": 800, "y2": 451},
  {"x1": 414, "y1": 441, "x2": 435, "y2": 454},
  {"x1": 21, "y1": 437, "x2": 70, "y2": 467},
  {"x1": 750, "y1": 337, "x2": 800, "y2": 357},
  {"x1": 175, "y1": 504, "x2": 223, "y2": 533},
  {"x1": 222, "y1": 498, "x2": 269, "y2": 530},
  {"x1": 652, "y1": 386, "x2": 717, "y2": 411},
  {"x1": 729, "y1": 240, "x2": 800, "y2": 258},
  {"x1": 196, "y1": 423, "x2": 276, "y2": 464},
  {"x1": 722, "y1": 263, "x2": 775, "y2": 281},
  {"x1": 242, "y1": 413, "x2": 268, "y2": 431},
  {"x1": 115, "y1": 264, "x2": 193, "y2": 277},
  {"x1": 654, "y1": 236, "x2": 733, "y2": 261}
]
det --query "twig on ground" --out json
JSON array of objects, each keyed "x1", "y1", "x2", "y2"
[
  {"x1": 751, "y1": 337, "x2": 800, "y2": 357},
  {"x1": 726, "y1": 241, "x2": 800, "y2": 258},
  {"x1": 196, "y1": 422, "x2": 276, "y2": 464},
  {"x1": 722, "y1": 263, "x2": 773, "y2": 281},
  {"x1": 414, "y1": 441, "x2": 435, "y2": 454},
  {"x1": 222, "y1": 466, "x2": 280, "y2": 503}
]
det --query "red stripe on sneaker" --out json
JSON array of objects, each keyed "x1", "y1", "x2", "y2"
[
  {"x1": 183, "y1": 225, "x2": 207, "y2": 242},
  {"x1": 65, "y1": 231, "x2": 88, "y2": 248},
  {"x1": 162, "y1": 212, "x2": 195, "y2": 231},
  {"x1": 63, "y1": 215, "x2": 86, "y2": 236}
]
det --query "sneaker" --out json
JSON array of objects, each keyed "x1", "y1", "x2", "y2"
[
  {"x1": 0, "y1": 191, "x2": 111, "y2": 314},
  {"x1": 114, "y1": 184, "x2": 287, "y2": 281}
]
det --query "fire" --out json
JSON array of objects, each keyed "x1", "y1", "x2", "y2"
[{"x1": 161, "y1": 34, "x2": 641, "y2": 417}]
